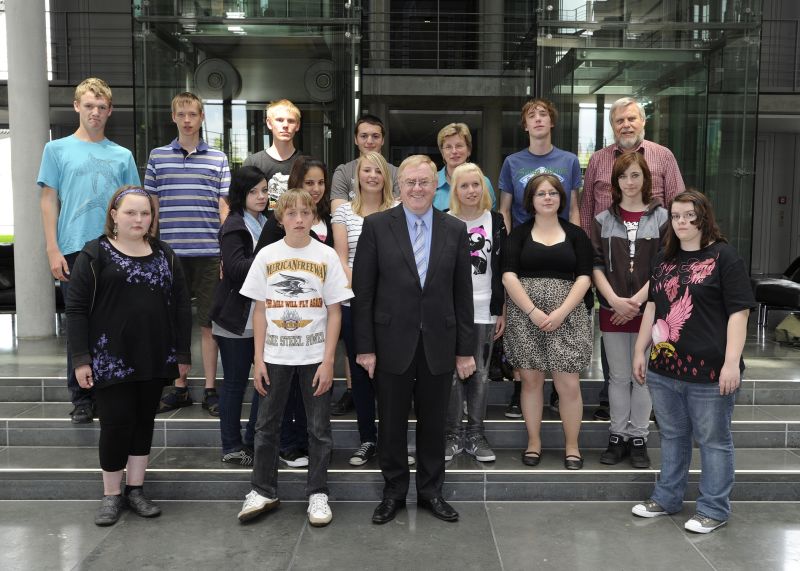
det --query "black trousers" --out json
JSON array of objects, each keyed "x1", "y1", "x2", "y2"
[
  {"x1": 376, "y1": 338, "x2": 453, "y2": 501},
  {"x1": 95, "y1": 380, "x2": 165, "y2": 472}
]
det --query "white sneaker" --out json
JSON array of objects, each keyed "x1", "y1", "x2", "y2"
[
  {"x1": 237, "y1": 490, "x2": 279, "y2": 522},
  {"x1": 684, "y1": 514, "x2": 727, "y2": 534},
  {"x1": 307, "y1": 493, "x2": 332, "y2": 527},
  {"x1": 631, "y1": 499, "x2": 669, "y2": 518}
]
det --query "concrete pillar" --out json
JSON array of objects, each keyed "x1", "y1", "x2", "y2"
[
  {"x1": 7, "y1": 0, "x2": 56, "y2": 337},
  {"x1": 480, "y1": 0, "x2": 504, "y2": 72},
  {"x1": 368, "y1": 0, "x2": 390, "y2": 68},
  {"x1": 482, "y1": 102, "x2": 503, "y2": 186}
]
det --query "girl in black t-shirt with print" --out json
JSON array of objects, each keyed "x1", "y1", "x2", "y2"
[{"x1": 631, "y1": 190, "x2": 756, "y2": 534}]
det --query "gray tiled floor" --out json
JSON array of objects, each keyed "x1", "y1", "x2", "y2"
[{"x1": 0, "y1": 500, "x2": 798, "y2": 570}]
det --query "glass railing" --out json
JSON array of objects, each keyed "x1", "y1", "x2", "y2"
[
  {"x1": 133, "y1": 0, "x2": 349, "y2": 20},
  {"x1": 360, "y1": 9, "x2": 535, "y2": 72}
]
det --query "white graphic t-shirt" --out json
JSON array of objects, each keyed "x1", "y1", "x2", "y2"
[
  {"x1": 240, "y1": 238, "x2": 352, "y2": 365},
  {"x1": 454, "y1": 209, "x2": 496, "y2": 324}
]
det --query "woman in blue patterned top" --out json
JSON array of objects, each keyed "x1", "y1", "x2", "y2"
[{"x1": 66, "y1": 186, "x2": 192, "y2": 527}]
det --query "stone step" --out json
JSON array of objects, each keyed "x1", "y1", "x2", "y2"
[
  {"x1": 0, "y1": 446, "x2": 797, "y2": 502},
  {"x1": 2, "y1": 403, "x2": 798, "y2": 449},
  {"x1": 1, "y1": 376, "x2": 799, "y2": 406}
]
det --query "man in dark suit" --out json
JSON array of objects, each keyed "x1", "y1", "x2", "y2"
[{"x1": 353, "y1": 155, "x2": 476, "y2": 524}]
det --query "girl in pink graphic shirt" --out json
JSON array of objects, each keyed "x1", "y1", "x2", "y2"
[{"x1": 630, "y1": 190, "x2": 756, "y2": 534}]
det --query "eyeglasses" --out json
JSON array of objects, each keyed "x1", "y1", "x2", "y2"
[
  {"x1": 534, "y1": 191, "x2": 560, "y2": 199},
  {"x1": 670, "y1": 211, "x2": 697, "y2": 222},
  {"x1": 402, "y1": 179, "x2": 433, "y2": 189},
  {"x1": 442, "y1": 144, "x2": 467, "y2": 153}
]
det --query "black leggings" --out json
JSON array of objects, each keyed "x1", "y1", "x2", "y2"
[{"x1": 95, "y1": 380, "x2": 165, "y2": 472}]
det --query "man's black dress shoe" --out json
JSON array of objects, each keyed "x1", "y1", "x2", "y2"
[
  {"x1": 417, "y1": 497, "x2": 459, "y2": 522},
  {"x1": 372, "y1": 498, "x2": 406, "y2": 524}
]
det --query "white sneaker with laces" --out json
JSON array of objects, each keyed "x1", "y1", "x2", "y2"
[
  {"x1": 307, "y1": 493, "x2": 332, "y2": 527},
  {"x1": 349, "y1": 441, "x2": 377, "y2": 466},
  {"x1": 237, "y1": 490, "x2": 279, "y2": 522},
  {"x1": 684, "y1": 514, "x2": 727, "y2": 534},
  {"x1": 631, "y1": 499, "x2": 669, "y2": 518}
]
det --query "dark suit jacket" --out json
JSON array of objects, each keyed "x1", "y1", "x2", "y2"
[{"x1": 352, "y1": 204, "x2": 474, "y2": 376}]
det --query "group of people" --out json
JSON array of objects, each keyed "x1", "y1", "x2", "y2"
[{"x1": 40, "y1": 77, "x2": 755, "y2": 535}]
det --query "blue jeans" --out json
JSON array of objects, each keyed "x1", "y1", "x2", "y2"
[
  {"x1": 341, "y1": 305, "x2": 377, "y2": 443},
  {"x1": 62, "y1": 252, "x2": 93, "y2": 407},
  {"x1": 646, "y1": 369, "x2": 736, "y2": 521},
  {"x1": 251, "y1": 362, "x2": 332, "y2": 498},
  {"x1": 215, "y1": 335, "x2": 260, "y2": 454}
]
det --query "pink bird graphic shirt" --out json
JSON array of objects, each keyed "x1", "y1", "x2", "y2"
[{"x1": 647, "y1": 242, "x2": 756, "y2": 383}]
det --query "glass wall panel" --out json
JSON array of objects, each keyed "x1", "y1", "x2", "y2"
[
  {"x1": 537, "y1": 0, "x2": 762, "y2": 265},
  {"x1": 132, "y1": 0, "x2": 359, "y2": 171}
]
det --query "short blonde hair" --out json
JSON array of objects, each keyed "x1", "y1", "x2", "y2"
[
  {"x1": 74, "y1": 77, "x2": 112, "y2": 104},
  {"x1": 266, "y1": 99, "x2": 301, "y2": 122},
  {"x1": 448, "y1": 163, "x2": 492, "y2": 215},
  {"x1": 436, "y1": 123, "x2": 473, "y2": 152},
  {"x1": 274, "y1": 188, "x2": 316, "y2": 223},
  {"x1": 352, "y1": 152, "x2": 395, "y2": 217},
  {"x1": 171, "y1": 92, "x2": 204, "y2": 114},
  {"x1": 397, "y1": 154, "x2": 437, "y2": 183}
]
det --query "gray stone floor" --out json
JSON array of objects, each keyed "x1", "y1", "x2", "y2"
[
  {"x1": 1, "y1": 500, "x2": 798, "y2": 570},
  {"x1": 1, "y1": 315, "x2": 799, "y2": 569}
]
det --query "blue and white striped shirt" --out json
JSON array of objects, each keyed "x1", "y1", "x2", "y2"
[{"x1": 144, "y1": 139, "x2": 230, "y2": 257}]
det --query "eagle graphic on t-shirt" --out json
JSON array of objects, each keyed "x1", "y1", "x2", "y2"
[{"x1": 273, "y1": 274, "x2": 313, "y2": 297}]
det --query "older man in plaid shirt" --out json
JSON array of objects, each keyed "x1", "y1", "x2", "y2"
[{"x1": 579, "y1": 96, "x2": 685, "y2": 422}]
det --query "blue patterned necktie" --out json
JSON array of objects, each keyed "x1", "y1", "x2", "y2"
[{"x1": 413, "y1": 219, "x2": 427, "y2": 286}]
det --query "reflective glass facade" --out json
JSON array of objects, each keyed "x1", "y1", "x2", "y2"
[{"x1": 132, "y1": 0, "x2": 762, "y2": 263}]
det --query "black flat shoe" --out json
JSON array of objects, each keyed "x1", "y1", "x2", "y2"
[
  {"x1": 95, "y1": 494, "x2": 126, "y2": 526},
  {"x1": 372, "y1": 498, "x2": 406, "y2": 524},
  {"x1": 417, "y1": 497, "x2": 459, "y2": 522},
  {"x1": 521, "y1": 450, "x2": 541, "y2": 466},
  {"x1": 127, "y1": 489, "x2": 161, "y2": 518},
  {"x1": 564, "y1": 454, "x2": 584, "y2": 470}
]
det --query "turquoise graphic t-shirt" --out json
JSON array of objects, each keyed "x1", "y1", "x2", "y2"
[{"x1": 37, "y1": 135, "x2": 140, "y2": 255}]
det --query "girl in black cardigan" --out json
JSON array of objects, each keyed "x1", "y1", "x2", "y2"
[
  {"x1": 210, "y1": 166, "x2": 269, "y2": 466},
  {"x1": 444, "y1": 163, "x2": 507, "y2": 464}
]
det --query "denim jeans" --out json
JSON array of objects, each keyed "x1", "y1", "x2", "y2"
[
  {"x1": 341, "y1": 304, "x2": 377, "y2": 443},
  {"x1": 603, "y1": 332, "x2": 652, "y2": 439},
  {"x1": 646, "y1": 369, "x2": 736, "y2": 521},
  {"x1": 279, "y1": 375, "x2": 308, "y2": 453},
  {"x1": 445, "y1": 323, "x2": 495, "y2": 438},
  {"x1": 62, "y1": 252, "x2": 93, "y2": 407},
  {"x1": 215, "y1": 335, "x2": 260, "y2": 454},
  {"x1": 251, "y1": 362, "x2": 332, "y2": 498}
]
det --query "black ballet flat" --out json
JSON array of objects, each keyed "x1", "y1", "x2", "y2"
[
  {"x1": 522, "y1": 450, "x2": 541, "y2": 466},
  {"x1": 564, "y1": 454, "x2": 583, "y2": 470}
]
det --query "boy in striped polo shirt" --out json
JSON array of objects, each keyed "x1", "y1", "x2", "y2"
[{"x1": 144, "y1": 92, "x2": 230, "y2": 416}]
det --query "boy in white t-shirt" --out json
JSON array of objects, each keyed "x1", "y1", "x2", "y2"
[{"x1": 236, "y1": 189, "x2": 352, "y2": 527}]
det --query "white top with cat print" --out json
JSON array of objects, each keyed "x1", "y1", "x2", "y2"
[
  {"x1": 240, "y1": 238, "x2": 352, "y2": 365},
  {"x1": 452, "y1": 209, "x2": 495, "y2": 324}
]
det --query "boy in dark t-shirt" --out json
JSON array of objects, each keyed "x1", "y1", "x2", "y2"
[{"x1": 243, "y1": 99, "x2": 302, "y2": 210}]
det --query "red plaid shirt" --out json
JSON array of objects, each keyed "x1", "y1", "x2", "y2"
[{"x1": 579, "y1": 140, "x2": 685, "y2": 235}]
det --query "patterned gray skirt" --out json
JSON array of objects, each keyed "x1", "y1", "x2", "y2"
[{"x1": 504, "y1": 277, "x2": 593, "y2": 373}]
